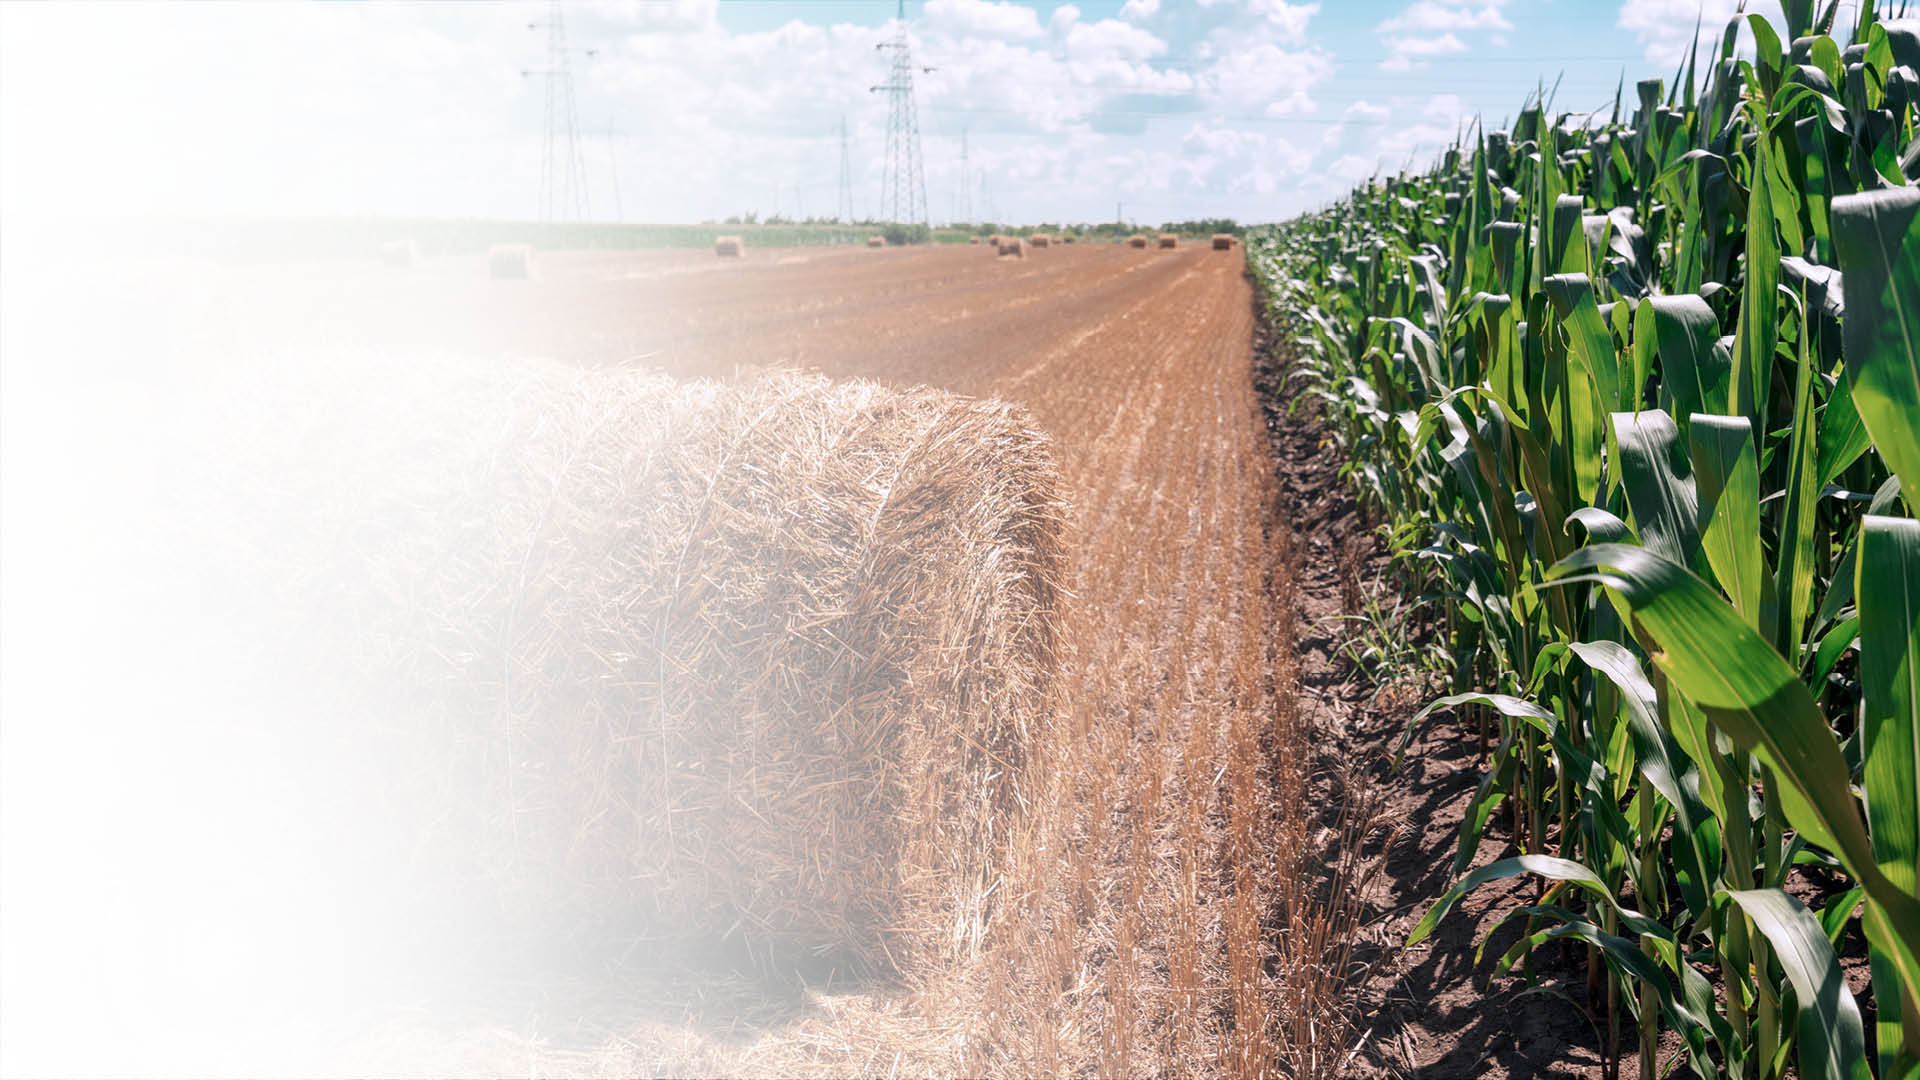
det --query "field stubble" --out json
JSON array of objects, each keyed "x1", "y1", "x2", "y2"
[{"x1": 3, "y1": 242, "x2": 1371, "y2": 1076}]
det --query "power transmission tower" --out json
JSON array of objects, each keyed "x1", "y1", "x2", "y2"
[
  {"x1": 958, "y1": 127, "x2": 971, "y2": 223},
  {"x1": 869, "y1": 0, "x2": 928, "y2": 226},
  {"x1": 522, "y1": 0, "x2": 592, "y2": 222},
  {"x1": 837, "y1": 116, "x2": 855, "y2": 223}
]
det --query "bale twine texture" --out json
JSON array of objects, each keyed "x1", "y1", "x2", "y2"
[{"x1": 187, "y1": 358, "x2": 1067, "y2": 978}]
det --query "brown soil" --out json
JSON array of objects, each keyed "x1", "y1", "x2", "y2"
[{"x1": 1252, "y1": 308, "x2": 1665, "y2": 1079}]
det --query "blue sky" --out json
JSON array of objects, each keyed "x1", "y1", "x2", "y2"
[{"x1": 0, "y1": 0, "x2": 1790, "y2": 227}]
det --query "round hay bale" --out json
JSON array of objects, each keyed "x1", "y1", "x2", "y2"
[
  {"x1": 968, "y1": 236, "x2": 981, "y2": 245},
  {"x1": 986, "y1": 234, "x2": 1004, "y2": 250},
  {"x1": 867, "y1": 235, "x2": 887, "y2": 248},
  {"x1": 379, "y1": 239, "x2": 419, "y2": 268},
  {"x1": 1127, "y1": 234, "x2": 1149, "y2": 249},
  {"x1": 170, "y1": 358, "x2": 1065, "y2": 979},
  {"x1": 487, "y1": 243, "x2": 534, "y2": 279},
  {"x1": 713, "y1": 235, "x2": 745, "y2": 257},
  {"x1": 1062, "y1": 234, "x2": 1076, "y2": 244},
  {"x1": 1157, "y1": 233, "x2": 1179, "y2": 249},
  {"x1": 1028, "y1": 233, "x2": 1051, "y2": 249},
  {"x1": 1211, "y1": 233, "x2": 1235, "y2": 251},
  {"x1": 996, "y1": 236, "x2": 1026, "y2": 258}
]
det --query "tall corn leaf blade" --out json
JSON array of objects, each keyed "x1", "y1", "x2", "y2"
[
  {"x1": 1726, "y1": 888, "x2": 1870, "y2": 1080},
  {"x1": 1833, "y1": 186, "x2": 1920, "y2": 510},
  {"x1": 1548, "y1": 543, "x2": 1920, "y2": 998},
  {"x1": 1733, "y1": 122, "x2": 1782, "y2": 427},
  {"x1": 1690, "y1": 414, "x2": 1767, "y2": 629},
  {"x1": 1858, "y1": 514, "x2": 1920, "y2": 1071}
]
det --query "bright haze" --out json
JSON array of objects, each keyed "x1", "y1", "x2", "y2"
[{"x1": 0, "y1": 0, "x2": 1780, "y2": 227}]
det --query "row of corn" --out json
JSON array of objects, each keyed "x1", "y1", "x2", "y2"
[{"x1": 1247, "y1": 4, "x2": 1919, "y2": 1078}]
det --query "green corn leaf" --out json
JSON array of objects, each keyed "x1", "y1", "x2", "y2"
[
  {"x1": 1857, "y1": 515, "x2": 1920, "y2": 1074},
  {"x1": 1832, "y1": 186, "x2": 1920, "y2": 510},
  {"x1": 1817, "y1": 370, "x2": 1876, "y2": 487},
  {"x1": 1547, "y1": 543, "x2": 1920, "y2": 998},
  {"x1": 1690, "y1": 414, "x2": 1767, "y2": 629},
  {"x1": 1733, "y1": 121, "x2": 1782, "y2": 428},
  {"x1": 1567, "y1": 640, "x2": 1721, "y2": 917},
  {"x1": 1858, "y1": 514, "x2": 1920, "y2": 904},
  {"x1": 1615, "y1": 409, "x2": 1703, "y2": 569},
  {"x1": 1642, "y1": 294, "x2": 1728, "y2": 421},
  {"x1": 1407, "y1": 853, "x2": 1666, "y2": 948},
  {"x1": 1726, "y1": 888, "x2": 1871, "y2": 1080}
]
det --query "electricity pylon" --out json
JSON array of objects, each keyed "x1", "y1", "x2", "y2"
[
  {"x1": 522, "y1": 0, "x2": 592, "y2": 222},
  {"x1": 870, "y1": 0, "x2": 928, "y2": 226}
]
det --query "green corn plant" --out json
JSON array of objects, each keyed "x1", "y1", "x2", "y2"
[{"x1": 1247, "y1": 6, "x2": 1920, "y2": 1076}]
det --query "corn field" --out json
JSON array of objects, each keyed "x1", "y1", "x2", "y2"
[{"x1": 1248, "y1": 4, "x2": 1919, "y2": 1078}]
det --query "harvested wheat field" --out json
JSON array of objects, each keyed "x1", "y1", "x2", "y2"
[{"x1": 2, "y1": 243, "x2": 1358, "y2": 1078}]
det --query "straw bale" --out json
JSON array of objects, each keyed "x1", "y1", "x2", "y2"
[
  {"x1": 1127, "y1": 234, "x2": 1149, "y2": 248},
  {"x1": 987, "y1": 234, "x2": 1004, "y2": 250},
  {"x1": 180, "y1": 357, "x2": 1066, "y2": 979},
  {"x1": 968, "y1": 236, "x2": 981, "y2": 245},
  {"x1": 1211, "y1": 233, "x2": 1235, "y2": 250},
  {"x1": 1062, "y1": 234, "x2": 1076, "y2": 244},
  {"x1": 713, "y1": 235, "x2": 745, "y2": 257},
  {"x1": 867, "y1": 235, "x2": 887, "y2": 248},
  {"x1": 488, "y1": 243, "x2": 534, "y2": 279},
  {"x1": 1157, "y1": 233, "x2": 1178, "y2": 249},
  {"x1": 996, "y1": 236, "x2": 1026, "y2": 258},
  {"x1": 1028, "y1": 234, "x2": 1051, "y2": 249}
]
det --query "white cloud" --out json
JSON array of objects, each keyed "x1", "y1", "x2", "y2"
[
  {"x1": 1377, "y1": 0, "x2": 1511, "y2": 34},
  {"x1": 1203, "y1": 39, "x2": 1334, "y2": 116},
  {"x1": 1616, "y1": 0, "x2": 1787, "y2": 66},
  {"x1": 1379, "y1": 31, "x2": 1467, "y2": 70},
  {"x1": 1192, "y1": 0, "x2": 1318, "y2": 41},
  {"x1": 0, "y1": 0, "x2": 1347, "y2": 227},
  {"x1": 925, "y1": 0, "x2": 1045, "y2": 41}
]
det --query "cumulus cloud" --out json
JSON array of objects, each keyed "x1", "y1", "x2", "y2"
[
  {"x1": 1377, "y1": 0, "x2": 1511, "y2": 34},
  {"x1": 1203, "y1": 39, "x2": 1334, "y2": 116},
  {"x1": 0, "y1": 0, "x2": 1359, "y2": 227},
  {"x1": 1379, "y1": 32, "x2": 1467, "y2": 71},
  {"x1": 925, "y1": 0, "x2": 1044, "y2": 41},
  {"x1": 1616, "y1": 0, "x2": 1787, "y2": 66}
]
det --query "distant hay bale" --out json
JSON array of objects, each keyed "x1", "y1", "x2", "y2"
[
  {"x1": 1211, "y1": 233, "x2": 1235, "y2": 251},
  {"x1": 987, "y1": 234, "x2": 1004, "y2": 250},
  {"x1": 969, "y1": 236, "x2": 981, "y2": 245},
  {"x1": 867, "y1": 235, "x2": 887, "y2": 248},
  {"x1": 1127, "y1": 234, "x2": 1149, "y2": 249},
  {"x1": 1062, "y1": 234, "x2": 1076, "y2": 244},
  {"x1": 713, "y1": 235, "x2": 745, "y2": 257},
  {"x1": 1157, "y1": 233, "x2": 1178, "y2": 249},
  {"x1": 178, "y1": 358, "x2": 1065, "y2": 978},
  {"x1": 997, "y1": 236, "x2": 1026, "y2": 258},
  {"x1": 488, "y1": 243, "x2": 534, "y2": 279},
  {"x1": 379, "y1": 239, "x2": 419, "y2": 268},
  {"x1": 1029, "y1": 234, "x2": 1052, "y2": 249}
]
